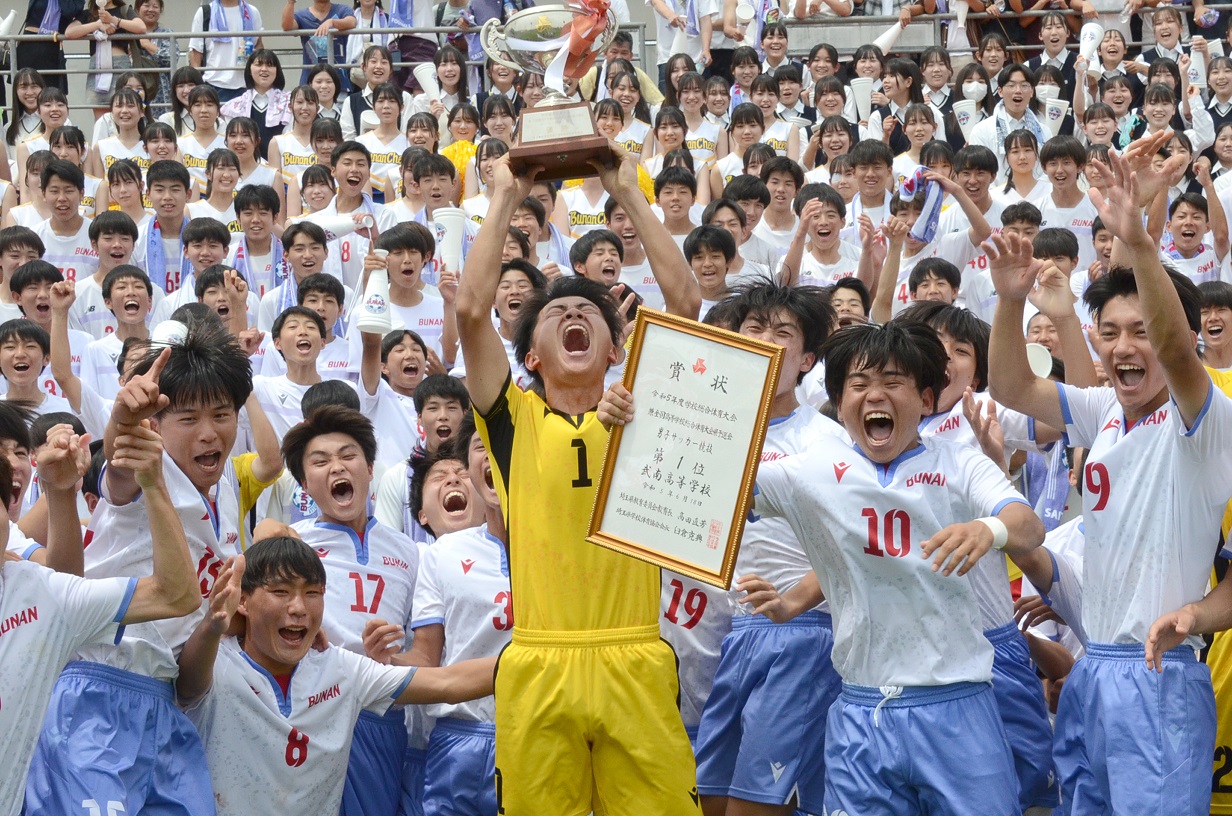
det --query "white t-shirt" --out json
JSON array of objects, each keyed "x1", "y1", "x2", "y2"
[
  {"x1": 247, "y1": 375, "x2": 314, "y2": 444},
  {"x1": 292, "y1": 516, "x2": 418, "y2": 656},
  {"x1": 34, "y1": 218, "x2": 98, "y2": 283},
  {"x1": 184, "y1": 638, "x2": 414, "y2": 816},
  {"x1": 257, "y1": 280, "x2": 353, "y2": 334},
  {"x1": 1033, "y1": 192, "x2": 1098, "y2": 272},
  {"x1": 259, "y1": 333, "x2": 359, "y2": 383},
  {"x1": 752, "y1": 215, "x2": 799, "y2": 254},
  {"x1": 1056, "y1": 381, "x2": 1232, "y2": 646},
  {"x1": 797, "y1": 240, "x2": 862, "y2": 285},
  {"x1": 189, "y1": 4, "x2": 264, "y2": 90},
  {"x1": 659, "y1": 572, "x2": 735, "y2": 728},
  {"x1": 889, "y1": 231, "x2": 982, "y2": 317},
  {"x1": 358, "y1": 379, "x2": 422, "y2": 467},
  {"x1": 1161, "y1": 242, "x2": 1224, "y2": 285},
  {"x1": 754, "y1": 434, "x2": 1029, "y2": 687},
  {"x1": 0, "y1": 562, "x2": 135, "y2": 816},
  {"x1": 78, "y1": 453, "x2": 240, "y2": 680},
  {"x1": 68, "y1": 273, "x2": 166, "y2": 340},
  {"x1": 81, "y1": 332, "x2": 126, "y2": 401},
  {"x1": 412, "y1": 523, "x2": 511, "y2": 721},
  {"x1": 390, "y1": 289, "x2": 446, "y2": 357}
]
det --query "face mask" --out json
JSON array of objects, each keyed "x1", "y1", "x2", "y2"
[
  {"x1": 963, "y1": 82, "x2": 988, "y2": 103},
  {"x1": 1036, "y1": 85, "x2": 1060, "y2": 101}
]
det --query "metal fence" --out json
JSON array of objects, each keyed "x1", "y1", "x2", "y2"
[{"x1": 2, "y1": 4, "x2": 1229, "y2": 115}]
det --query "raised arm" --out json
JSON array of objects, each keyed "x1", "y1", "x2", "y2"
[
  {"x1": 243, "y1": 392, "x2": 283, "y2": 484},
  {"x1": 778, "y1": 199, "x2": 821, "y2": 288},
  {"x1": 1198, "y1": 162, "x2": 1230, "y2": 262},
  {"x1": 104, "y1": 347, "x2": 172, "y2": 506},
  {"x1": 35, "y1": 424, "x2": 93, "y2": 575},
  {"x1": 594, "y1": 143, "x2": 701, "y2": 320},
  {"x1": 49, "y1": 281, "x2": 82, "y2": 412},
  {"x1": 1089, "y1": 132, "x2": 1210, "y2": 426},
  {"x1": 456, "y1": 157, "x2": 538, "y2": 414},
  {"x1": 985, "y1": 232, "x2": 1067, "y2": 429},
  {"x1": 177, "y1": 554, "x2": 243, "y2": 704},
  {"x1": 1029, "y1": 262, "x2": 1099, "y2": 388},
  {"x1": 870, "y1": 216, "x2": 908, "y2": 325}
]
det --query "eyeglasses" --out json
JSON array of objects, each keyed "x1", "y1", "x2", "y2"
[{"x1": 1003, "y1": 81, "x2": 1033, "y2": 92}]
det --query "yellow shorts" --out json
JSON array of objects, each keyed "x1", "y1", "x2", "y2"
[
  {"x1": 493, "y1": 624, "x2": 701, "y2": 816},
  {"x1": 1212, "y1": 628, "x2": 1232, "y2": 814}
]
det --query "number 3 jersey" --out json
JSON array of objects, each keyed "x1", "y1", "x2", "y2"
[
  {"x1": 754, "y1": 434, "x2": 1028, "y2": 688},
  {"x1": 184, "y1": 638, "x2": 416, "y2": 816},
  {"x1": 411, "y1": 523, "x2": 512, "y2": 722},
  {"x1": 476, "y1": 376, "x2": 659, "y2": 633},
  {"x1": 292, "y1": 517, "x2": 419, "y2": 656},
  {"x1": 1056, "y1": 381, "x2": 1232, "y2": 647},
  {"x1": 78, "y1": 453, "x2": 240, "y2": 681}
]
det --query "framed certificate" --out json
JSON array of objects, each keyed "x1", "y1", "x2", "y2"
[{"x1": 586, "y1": 308, "x2": 784, "y2": 589}]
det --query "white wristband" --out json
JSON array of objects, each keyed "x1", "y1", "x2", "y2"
[{"x1": 977, "y1": 516, "x2": 1009, "y2": 551}]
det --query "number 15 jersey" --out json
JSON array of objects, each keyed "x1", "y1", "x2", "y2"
[{"x1": 476, "y1": 376, "x2": 659, "y2": 633}]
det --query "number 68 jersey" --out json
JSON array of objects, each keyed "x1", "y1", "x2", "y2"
[
  {"x1": 753, "y1": 434, "x2": 1028, "y2": 689},
  {"x1": 292, "y1": 517, "x2": 419, "y2": 656}
]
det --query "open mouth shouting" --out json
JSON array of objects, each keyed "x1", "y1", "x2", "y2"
[
  {"x1": 442, "y1": 487, "x2": 469, "y2": 518},
  {"x1": 563, "y1": 321, "x2": 591, "y2": 355},
  {"x1": 863, "y1": 410, "x2": 894, "y2": 448},
  {"x1": 330, "y1": 476, "x2": 356, "y2": 507},
  {"x1": 194, "y1": 450, "x2": 223, "y2": 477},
  {"x1": 279, "y1": 625, "x2": 308, "y2": 649},
  {"x1": 1113, "y1": 363, "x2": 1146, "y2": 389}
]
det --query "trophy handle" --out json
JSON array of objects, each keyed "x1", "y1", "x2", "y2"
[{"x1": 479, "y1": 19, "x2": 527, "y2": 73}]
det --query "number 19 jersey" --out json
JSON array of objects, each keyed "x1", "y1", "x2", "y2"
[{"x1": 476, "y1": 376, "x2": 659, "y2": 633}]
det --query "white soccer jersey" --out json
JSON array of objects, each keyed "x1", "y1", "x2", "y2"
[
  {"x1": 293, "y1": 517, "x2": 419, "y2": 656},
  {"x1": 1021, "y1": 516, "x2": 1087, "y2": 657},
  {"x1": 259, "y1": 334, "x2": 359, "y2": 383},
  {"x1": 937, "y1": 197, "x2": 1005, "y2": 296},
  {"x1": 313, "y1": 199, "x2": 383, "y2": 291},
  {"x1": 1162, "y1": 242, "x2": 1224, "y2": 285},
  {"x1": 412, "y1": 523, "x2": 511, "y2": 721},
  {"x1": 248, "y1": 375, "x2": 315, "y2": 443},
  {"x1": 81, "y1": 332, "x2": 124, "y2": 400},
  {"x1": 617, "y1": 262, "x2": 667, "y2": 312},
  {"x1": 1034, "y1": 194, "x2": 1098, "y2": 272},
  {"x1": 185, "y1": 638, "x2": 415, "y2": 816},
  {"x1": 752, "y1": 216, "x2": 799, "y2": 254},
  {"x1": 1057, "y1": 382, "x2": 1232, "y2": 646},
  {"x1": 78, "y1": 452, "x2": 240, "y2": 680},
  {"x1": 797, "y1": 240, "x2": 862, "y2": 285},
  {"x1": 660, "y1": 573, "x2": 735, "y2": 728},
  {"x1": 34, "y1": 218, "x2": 98, "y2": 283},
  {"x1": 257, "y1": 279, "x2": 353, "y2": 334},
  {"x1": 69, "y1": 272, "x2": 167, "y2": 339},
  {"x1": 374, "y1": 461, "x2": 434, "y2": 546},
  {"x1": 390, "y1": 293, "x2": 446, "y2": 357},
  {"x1": 226, "y1": 241, "x2": 280, "y2": 299},
  {"x1": 754, "y1": 434, "x2": 1029, "y2": 687},
  {"x1": 358, "y1": 379, "x2": 423, "y2": 467},
  {"x1": 889, "y1": 231, "x2": 981, "y2": 317},
  {"x1": 735, "y1": 408, "x2": 846, "y2": 612},
  {"x1": 0, "y1": 562, "x2": 134, "y2": 816}
]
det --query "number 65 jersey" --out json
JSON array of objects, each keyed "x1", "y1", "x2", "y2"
[
  {"x1": 1056, "y1": 381, "x2": 1232, "y2": 648},
  {"x1": 753, "y1": 434, "x2": 1028, "y2": 689}
]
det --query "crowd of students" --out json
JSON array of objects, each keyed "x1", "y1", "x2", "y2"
[{"x1": 5, "y1": 4, "x2": 1232, "y2": 815}]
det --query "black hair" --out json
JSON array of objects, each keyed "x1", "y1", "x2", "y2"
[
  {"x1": 654, "y1": 165, "x2": 697, "y2": 198},
  {"x1": 906, "y1": 301, "x2": 990, "y2": 392},
  {"x1": 413, "y1": 153, "x2": 457, "y2": 182},
  {"x1": 103, "y1": 265, "x2": 153, "y2": 300},
  {"x1": 272, "y1": 305, "x2": 327, "y2": 340},
  {"x1": 376, "y1": 223, "x2": 435, "y2": 257},
  {"x1": 9, "y1": 260, "x2": 62, "y2": 297},
  {"x1": 282, "y1": 405, "x2": 376, "y2": 486},
  {"x1": 307, "y1": 63, "x2": 344, "y2": 102},
  {"x1": 954, "y1": 145, "x2": 999, "y2": 176},
  {"x1": 82, "y1": 441, "x2": 106, "y2": 499},
  {"x1": 684, "y1": 225, "x2": 736, "y2": 263},
  {"x1": 409, "y1": 446, "x2": 467, "y2": 538},
  {"x1": 186, "y1": 84, "x2": 221, "y2": 115},
  {"x1": 167, "y1": 66, "x2": 204, "y2": 135},
  {"x1": 1001, "y1": 201, "x2": 1043, "y2": 229},
  {"x1": 302, "y1": 379, "x2": 361, "y2": 414},
  {"x1": 919, "y1": 140, "x2": 954, "y2": 170},
  {"x1": 193, "y1": 265, "x2": 229, "y2": 299},
  {"x1": 147, "y1": 159, "x2": 191, "y2": 190},
  {"x1": 434, "y1": 45, "x2": 471, "y2": 100},
  {"x1": 831, "y1": 277, "x2": 872, "y2": 314},
  {"x1": 89, "y1": 210, "x2": 139, "y2": 243},
  {"x1": 301, "y1": 164, "x2": 336, "y2": 192},
  {"x1": 0, "y1": 402, "x2": 33, "y2": 453},
  {"x1": 282, "y1": 221, "x2": 329, "y2": 252},
  {"x1": 7, "y1": 69, "x2": 45, "y2": 148},
  {"x1": 760, "y1": 156, "x2": 804, "y2": 188},
  {"x1": 41, "y1": 159, "x2": 84, "y2": 193},
  {"x1": 413, "y1": 373, "x2": 471, "y2": 415},
  {"x1": 727, "y1": 279, "x2": 834, "y2": 383},
  {"x1": 501, "y1": 259, "x2": 548, "y2": 292},
  {"x1": 569, "y1": 230, "x2": 624, "y2": 269},
  {"x1": 106, "y1": 158, "x2": 143, "y2": 190},
  {"x1": 118, "y1": 336, "x2": 148, "y2": 375},
  {"x1": 1169, "y1": 192, "x2": 1210, "y2": 220},
  {"x1": 1200, "y1": 281, "x2": 1232, "y2": 311},
  {"x1": 702, "y1": 198, "x2": 747, "y2": 229},
  {"x1": 311, "y1": 116, "x2": 344, "y2": 146},
  {"x1": 1085, "y1": 265, "x2": 1201, "y2": 334},
  {"x1": 331, "y1": 140, "x2": 371, "y2": 168},
  {"x1": 1033, "y1": 228, "x2": 1080, "y2": 260},
  {"x1": 169, "y1": 302, "x2": 221, "y2": 327},
  {"x1": 849, "y1": 139, "x2": 895, "y2": 170},
  {"x1": 513, "y1": 276, "x2": 624, "y2": 389},
  {"x1": 517, "y1": 195, "x2": 547, "y2": 228},
  {"x1": 0, "y1": 318, "x2": 50, "y2": 357},
  {"x1": 505, "y1": 227, "x2": 531, "y2": 259},
  {"x1": 1039, "y1": 135, "x2": 1086, "y2": 167},
  {"x1": 129, "y1": 316, "x2": 253, "y2": 412},
  {"x1": 242, "y1": 536, "x2": 327, "y2": 594},
  {"x1": 822, "y1": 321, "x2": 948, "y2": 408},
  {"x1": 244, "y1": 49, "x2": 286, "y2": 91},
  {"x1": 662, "y1": 147, "x2": 696, "y2": 175},
  {"x1": 381, "y1": 329, "x2": 428, "y2": 363},
  {"x1": 183, "y1": 217, "x2": 231, "y2": 249},
  {"x1": 793, "y1": 182, "x2": 845, "y2": 220},
  {"x1": 907, "y1": 258, "x2": 963, "y2": 295},
  {"x1": 48, "y1": 124, "x2": 87, "y2": 154},
  {"x1": 234, "y1": 184, "x2": 282, "y2": 217},
  {"x1": 30, "y1": 411, "x2": 85, "y2": 448},
  {"x1": 723, "y1": 174, "x2": 771, "y2": 207},
  {"x1": 0, "y1": 227, "x2": 45, "y2": 259},
  {"x1": 297, "y1": 273, "x2": 346, "y2": 307}
]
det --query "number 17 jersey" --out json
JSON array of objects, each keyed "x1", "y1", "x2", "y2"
[{"x1": 476, "y1": 376, "x2": 659, "y2": 633}]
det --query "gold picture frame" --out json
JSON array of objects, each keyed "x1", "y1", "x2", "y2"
[{"x1": 586, "y1": 308, "x2": 784, "y2": 589}]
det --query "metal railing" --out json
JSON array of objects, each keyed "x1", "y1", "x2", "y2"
[{"x1": 3, "y1": 3, "x2": 1230, "y2": 115}]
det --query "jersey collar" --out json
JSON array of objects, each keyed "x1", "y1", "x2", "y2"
[
  {"x1": 852, "y1": 439, "x2": 928, "y2": 487},
  {"x1": 314, "y1": 516, "x2": 379, "y2": 565}
]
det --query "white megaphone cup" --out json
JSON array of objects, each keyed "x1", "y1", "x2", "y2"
[
  {"x1": 1078, "y1": 22, "x2": 1104, "y2": 62},
  {"x1": 735, "y1": 2, "x2": 755, "y2": 37},
  {"x1": 0, "y1": 10, "x2": 18, "y2": 40},
  {"x1": 1044, "y1": 98, "x2": 1070, "y2": 137},
  {"x1": 300, "y1": 212, "x2": 365, "y2": 242},
  {"x1": 434, "y1": 207, "x2": 467, "y2": 275},
  {"x1": 413, "y1": 63, "x2": 442, "y2": 102},
  {"x1": 850, "y1": 76, "x2": 874, "y2": 122},
  {"x1": 873, "y1": 20, "x2": 904, "y2": 54},
  {"x1": 952, "y1": 99, "x2": 978, "y2": 139},
  {"x1": 356, "y1": 249, "x2": 393, "y2": 335},
  {"x1": 670, "y1": 27, "x2": 690, "y2": 57}
]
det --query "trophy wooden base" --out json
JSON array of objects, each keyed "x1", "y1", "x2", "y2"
[{"x1": 512, "y1": 100, "x2": 616, "y2": 182}]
